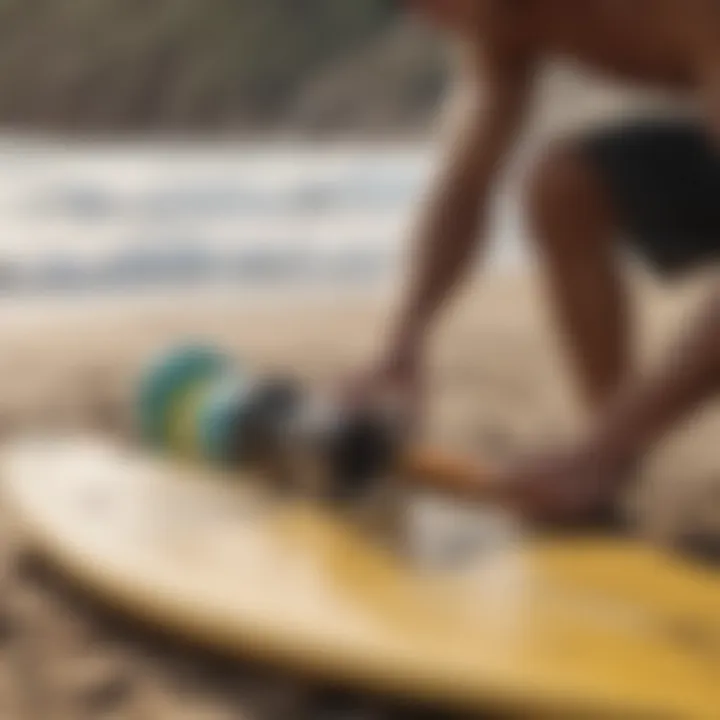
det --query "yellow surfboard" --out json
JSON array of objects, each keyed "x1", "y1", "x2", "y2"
[{"x1": 1, "y1": 436, "x2": 718, "y2": 718}]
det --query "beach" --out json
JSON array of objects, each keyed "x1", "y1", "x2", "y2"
[
  {"x1": 0, "y1": 0, "x2": 717, "y2": 710},
  {"x1": 0, "y1": 72, "x2": 714, "y2": 714},
  {"x1": 0, "y1": 263, "x2": 717, "y2": 718}
]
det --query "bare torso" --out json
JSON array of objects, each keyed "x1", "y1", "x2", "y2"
[{"x1": 482, "y1": 0, "x2": 720, "y2": 91}]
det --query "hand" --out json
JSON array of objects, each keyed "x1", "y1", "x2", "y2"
[
  {"x1": 340, "y1": 343, "x2": 425, "y2": 437},
  {"x1": 497, "y1": 442, "x2": 635, "y2": 525}
]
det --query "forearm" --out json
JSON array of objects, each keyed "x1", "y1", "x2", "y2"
[
  {"x1": 389, "y1": 79, "x2": 525, "y2": 357},
  {"x1": 382, "y1": 43, "x2": 532, "y2": 363},
  {"x1": 593, "y1": 288, "x2": 720, "y2": 467},
  {"x1": 392, "y1": 152, "x2": 493, "y2": 352}
]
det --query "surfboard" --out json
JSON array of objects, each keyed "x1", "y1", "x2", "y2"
[{"x1": 2, "y1": 435, "x2": 718, "y2": 718}]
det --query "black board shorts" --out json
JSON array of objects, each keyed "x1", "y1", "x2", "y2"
[{"x1": 578, "y1": 119, "x2": 720, "y2": 275}]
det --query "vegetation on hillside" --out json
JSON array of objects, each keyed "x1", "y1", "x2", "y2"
[{"x1": 0, "y1": 0, "x2": 446, "y2": 134}]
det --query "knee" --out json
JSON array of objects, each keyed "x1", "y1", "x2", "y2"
[{"x1": 524, "y1": 141, "x2": 607, "y2": 250}]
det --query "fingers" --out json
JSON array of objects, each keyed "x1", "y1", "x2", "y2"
[{"x1": 337, "y1": 359, "x2": 425, "y2": 438}]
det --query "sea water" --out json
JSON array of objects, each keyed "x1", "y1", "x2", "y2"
[{"x1": 0, "y1": 137, "x2": 529, "y2": 299}]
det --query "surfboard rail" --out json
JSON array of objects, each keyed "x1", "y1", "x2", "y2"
[{"x1": 1, "y1": 435, "x2": 718, "y2": 718}]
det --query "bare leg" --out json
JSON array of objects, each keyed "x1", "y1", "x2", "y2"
[{"x1": 525, "y1": 142, "x2": 631, "y2": 411}]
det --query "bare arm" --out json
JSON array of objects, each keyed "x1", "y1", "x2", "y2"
[
  {"x1": 385, "y1": 46, "x2": 533, "y2": 366},
  {"x1": 590, "y1": 293, "x2": 720, "y2": 471}
]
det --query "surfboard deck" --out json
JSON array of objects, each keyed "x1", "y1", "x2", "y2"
[{"x1": 1, "y1": 435, "x2": 718, "y2": 718}]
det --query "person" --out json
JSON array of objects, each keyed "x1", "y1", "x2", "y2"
[{"x1": 351, "y1": 0, "x2": 720, "y2": 524}]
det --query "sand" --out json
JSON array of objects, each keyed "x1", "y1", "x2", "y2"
[{"x1": 0, "y1": 267, "x2": 718, "y2": 719}]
